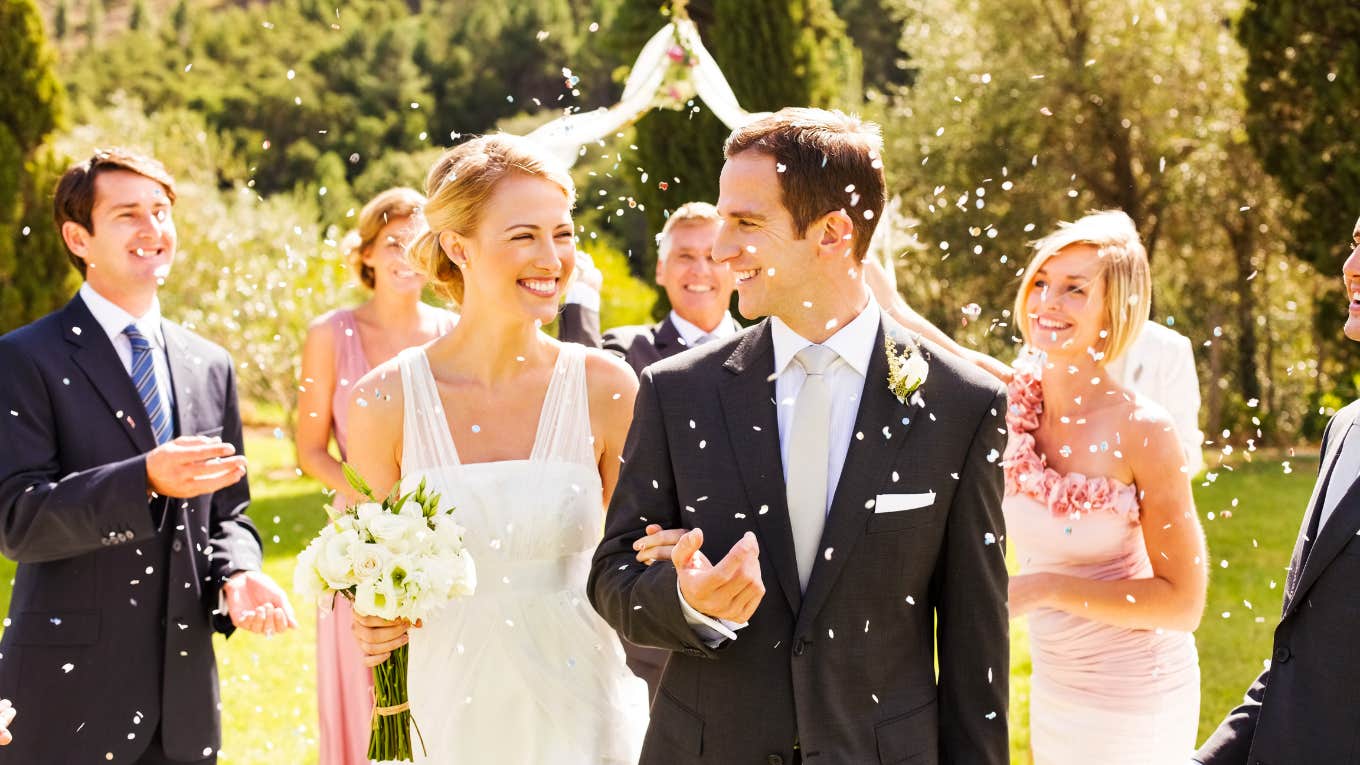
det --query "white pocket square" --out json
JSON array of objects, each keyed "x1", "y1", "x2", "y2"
[{"x1": 874, "y1": 492, "x2": 936, "y2": 513}]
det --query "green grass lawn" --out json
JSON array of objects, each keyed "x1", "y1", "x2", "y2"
[{"x1": 0, "y1": 438, "x2": 1319, "y2": 763}]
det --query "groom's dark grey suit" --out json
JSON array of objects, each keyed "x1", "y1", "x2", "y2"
[{"x1": 589, "y1": 314, "x2": 1009, "y2": 764}]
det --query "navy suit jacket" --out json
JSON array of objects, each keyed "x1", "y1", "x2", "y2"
[
  {"x1": 1195, "y1": 399, "x2": 1360, "y2": 764},
  {"x1": 0, "y1": 295, "x2": 262, "y2": 763}
]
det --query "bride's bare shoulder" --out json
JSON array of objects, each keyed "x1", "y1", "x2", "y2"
[{"x1": 581, "y1": 346, "x2": 639, "y2": 411}]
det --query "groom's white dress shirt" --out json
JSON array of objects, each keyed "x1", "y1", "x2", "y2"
[
  {"x1": 680, "y1": 301, "x2": 882, "y2": 643},
  {"x1": 80, "y1": 282, "x2": 175, "y2": 412}
]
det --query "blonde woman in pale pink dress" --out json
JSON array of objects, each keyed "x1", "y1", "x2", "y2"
[
  {"x1": 900, "y1": 210, "x2": 1207, "y2": 763},
  {"x1": 295, "y1": 188, "x2": 457, "y2": 765}
]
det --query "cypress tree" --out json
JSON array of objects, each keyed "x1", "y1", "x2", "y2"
[
  {"x1": 170, "y1": 0, "x2": 189, "y2": 41},
  {"x1": 54, "y1": 0, "x2": 68, "y2": 39},
  {"x1": 609, "y1": 0, "x2": 860, "y2": 284},
  {"x1": 0, "y1": 0, "x2": 73, "y2": 332},
  {"x1": 83, "y1": 0, "x2": 101, "y2": 43},
  {"x1": 1238, "y1": 0, "x2": 1360, "y2": 269},
  {"x1": 129, "y1": 0, "x2": 148, "y2": 31}
]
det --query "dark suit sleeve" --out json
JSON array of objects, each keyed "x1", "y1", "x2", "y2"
[
  {"x1": 601, "y1": 328, "x2": 629, "y2": 358},
  {"x1": 0, "y1": 337, "x2": 158, "y2": 563},
  {"x1": 1193, "y1": 419, "x2": 1336, "y2": 763},
  {"x1": 1193, "y1": 667, "x2": 1268, "y2": 764},
  {"x1": 934, "y1": 389, "x2": 1009, "y2": 764},
  {"x1": 557, "y1": 303, "x2": 603, "y2": 349},
  {"x1": 205, "y1": 359, "x2": 263, "y2": 634},
  {"x1": 588, "y1": 368, "x2": 721, "y2": 656},
  {"x1": 601, "y1": 328, "x2": 653, "y2": 377}
]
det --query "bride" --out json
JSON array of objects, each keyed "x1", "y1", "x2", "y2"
[{"x1": 346, "y1": 135, "x2": 648, "y2": 763}]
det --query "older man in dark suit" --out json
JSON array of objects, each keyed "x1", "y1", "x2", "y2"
[
  {"x1": 562, "y1": 203, "x2": 738, "y2": 375},
  {"x1": 0, "y1": 149, "x2": 295, "y2": 764},
  {"x1": 596, "y1": 202, "x2": 738, "y2": 376},
  {"x1": 1194, "y1": 215, "x2": 1360, "y2": 765},
  {"x1": 589, "y1": 109, "x2": 1009, "y2": 765}
]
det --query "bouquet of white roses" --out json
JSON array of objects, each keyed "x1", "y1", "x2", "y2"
[{"x1": 294, "y1": 465, "x2": 476, "y2": 762}]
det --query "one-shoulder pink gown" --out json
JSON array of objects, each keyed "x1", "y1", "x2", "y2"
[{"x1": 1003, "y1": 366, "x2": 1200, "y2": 765}]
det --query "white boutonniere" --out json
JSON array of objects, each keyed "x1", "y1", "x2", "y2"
[{"x1": 885, "y1": 334, "x2": 929, "y2": 404}]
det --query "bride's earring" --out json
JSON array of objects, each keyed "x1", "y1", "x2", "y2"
[{"x1": 440, "y1": 230, "x2": 470, "y2": 270}]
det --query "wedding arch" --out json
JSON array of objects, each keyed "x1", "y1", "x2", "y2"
[
  {"x1": 525, "y1": 3, "x2": 769, "y2": 168},
  {"x1": 523, "y1": 2, "x2": 900, "y2": 288}
]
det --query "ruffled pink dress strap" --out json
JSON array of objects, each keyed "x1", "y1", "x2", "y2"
[{"x1": 1003, "y1": 366, "x2": 1139, "y2": 520}]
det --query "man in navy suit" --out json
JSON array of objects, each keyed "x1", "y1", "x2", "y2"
[
  {"x1": 1194, "y1": 214, "x2": 1360, "y2": 764},
  {"x1": 0, "y1": 149, "x2": 296, "y2": 764}
]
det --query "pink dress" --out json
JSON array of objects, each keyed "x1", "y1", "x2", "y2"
[
  {"x1": 1003, "y1": 365, "x2": 1200, "y2": 765},
  {"x1": 317, "y1": 307, "x2": 457, "y2": 765}
]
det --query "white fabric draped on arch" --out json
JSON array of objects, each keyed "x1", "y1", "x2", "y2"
[{"x1": 526, "y1": 18, "x2": 770, "y2": 168}]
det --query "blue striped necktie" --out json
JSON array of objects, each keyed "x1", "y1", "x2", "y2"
[{"x1": 123, "y1": 324, "x2": 172, "y2": 445}]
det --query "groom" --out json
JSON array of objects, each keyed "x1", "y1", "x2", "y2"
[{"x1": 589, "y1": 108, "x2": 1009, "y2": 764}]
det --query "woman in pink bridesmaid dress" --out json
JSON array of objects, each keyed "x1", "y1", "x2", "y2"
[
  {"x1": 1001, "y1": 211, "x2": 1207, "y2": 764},
  {"x1": 294, "y1": 188, "x2": 457, "y2": 765},
  {"x1": 888, "y1": 209, "x2": 1207, "y2": 763}
]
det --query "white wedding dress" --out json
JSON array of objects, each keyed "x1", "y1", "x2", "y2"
[{"x1": 393, "y1": 343, "x2": 648, "y2": 764}]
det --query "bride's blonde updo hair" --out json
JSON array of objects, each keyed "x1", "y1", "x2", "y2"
[
  {"x1": 409, "y1": 135, "x2": 577, "y2": 305},
  {"x1": 340, "y1": 187, "x2": 427, "y2": 289}
]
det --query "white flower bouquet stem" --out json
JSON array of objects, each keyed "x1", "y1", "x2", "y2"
[{"x1": 294, "y1": 465, "x2": 476, "y2": 762}]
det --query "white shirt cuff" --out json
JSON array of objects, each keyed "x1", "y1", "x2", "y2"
[
  {"x1": 564, "y1": 282, "x2": 601, "y2": 312},
  {"x1": 676, "y1": 578, "x2": 746, "y2": 647}
]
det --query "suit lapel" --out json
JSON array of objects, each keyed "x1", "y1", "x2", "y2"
[
  {"x1": 162, "y1": 321, "x2": 206, "y2": 438},
  {"x1": 1284, "y1": 414, "x2": 1353, "y2": 607},
  {"x1": 797, "y1": 319, "x2": 922, "y2": 629},
  {"x1": 718, "y1": 322, "x2": 801, "y2": 614},
  {"x1": 64, "y1": 296, "x2": 157, "y2": 454},
  {"x1": 1288, "y1": 412, "x2": 1360, "y2": 613},
  {"x1": 654, "y1": 317, "x2": 682, "y2": 359}
]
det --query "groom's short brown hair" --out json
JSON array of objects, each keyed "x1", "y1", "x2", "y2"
[
  {"x1": 53, "y1": 148, "x2": 177, "y2": 277},
  {"x1": 724, "y1": 108, "x2": 886, "y2": 260}
]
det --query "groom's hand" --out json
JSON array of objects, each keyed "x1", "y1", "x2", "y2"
[{"x1": 675, "y1": 529, "x2": 765, "y2": 623}]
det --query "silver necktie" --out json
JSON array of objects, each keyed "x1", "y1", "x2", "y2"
[{"x1": 786, "y1": 344, "x2": 839, "y2": 591}]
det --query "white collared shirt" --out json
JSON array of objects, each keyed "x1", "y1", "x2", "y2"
[
  {"x1": 669, "y1": 310, "x2": 738, "y2": 348},
  {"x1": 769, "y1": 301, "x2": 881, "y2": 512},
  {"x1": 79, "y1": 282, "x2": 176, "y2": 415},
  {"x1": 1320, "y1": 423, "x2": 1360, "y2": 533},
  {"x1": 679, "y1": 300, "x2": 880, "y2": 645}
]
